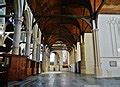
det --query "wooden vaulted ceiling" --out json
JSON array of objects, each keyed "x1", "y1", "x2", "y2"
[
  {"x1": 27, "y1": 0, "x2": 104, "y2": 49},
  {"x1": 5, "y1": 0, "x2": 120, "y2": 50},
  {"x1": 100, "y1": 0, "x2": 120, "y2": 14}
]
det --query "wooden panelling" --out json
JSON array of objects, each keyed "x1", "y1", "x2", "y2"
[{"x1": 0, "y1": 54, "x2": 41, "y2": 81}]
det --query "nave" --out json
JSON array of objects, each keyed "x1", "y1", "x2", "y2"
[{"x1": 8, "y1": 72, "x2": 120, "y2": 87}]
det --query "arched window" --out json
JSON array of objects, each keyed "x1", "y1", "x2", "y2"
[{"x1": 50, "y1": 52, "x2": 55, "y2": 65}]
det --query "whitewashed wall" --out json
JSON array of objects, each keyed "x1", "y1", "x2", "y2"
[{"x1": 98, "y1": 14, "x2": 120, "y2": 77}]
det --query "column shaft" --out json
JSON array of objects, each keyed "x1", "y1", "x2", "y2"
[
  {"x1": 32, "y1": 25, "x2": 38, "y2": 60},
  {"x1": 12, "y1": 0, "x2": 24, "y2": 55},
  {"x1": 92, "y1": 20, "x2": 102, "y2": 78},
  {"x1": 25, "y1": 31, "x2": 31, "y2": 56},
  {"x1": 80, "y1": 42, "x2": 86, "y2": 74},
  {"x1": 42, "y1": 45, "x2": 46, "y2": 72},
  {"x1": 36, "y1": 30, "x2": 41, "y2": 61},
  {"x1": 36, "y1": 44, "x2": 40, "y2": 61}
]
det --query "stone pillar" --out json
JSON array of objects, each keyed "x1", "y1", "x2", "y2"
[
  {"x1": 54, "y1": 53, "x2": 60, "y2": 71},
  {"x1": 77, "y1": 42, "x2": 81, "y2": 61},
  {"x1": 70, "y1": 47, "x2": 76, "y2": 72},
  {"x1": 80, "y1": 42, "x2": 86, "y2": 74},
  {"x1": 74, "y1": 45, "x2": 77, "y2": 63},
  {"x1": 54, "y1": 53, "x2": 58, "y2": 65},
  {"x1": 73, "y1": 46, "x2": 77, "y2": 73},
  {"x1": 36, "y1": 29, "x2": 41, "y2": 61},
  {"x1": 25, "y1": 30, "x2": 32, "y2": 56},
  {"x1": 42, "y1": 45, "x2": 46, "y2": 72},
  {"x1": 32, "y1": 24, "x2": 38, "y2": 60},
  {"x1": 92, "y1": 20, "x2": 102, "y2": 78},
  {"x1": 68, "y1": 52, "x2": 70, "y2": 65},
  {"x1": 56, "y1": 50, "x2": 63, "y2": 71},
  {"x1": 41, "y1": 36, "x2": 46, "y2": 72},
  {"x1": 42, "y1": 46, "x2": 50, "y2": 72},
  {"x1": 68, "y1": 51, "x2": 71, "y2": 71},
  {"x1": 12, "y1": 0, "x2": 24, "y2": 55},
  {"x1": 36, "y1": 44, "x2": 40, "y2": 61},
  {"x1": 72, "y1": 47, "x2": 76, "y2": 64}
]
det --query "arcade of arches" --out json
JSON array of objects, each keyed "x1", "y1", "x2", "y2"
[{"x1": 0, "y1": 0, "x2": 120, "y2": 86}]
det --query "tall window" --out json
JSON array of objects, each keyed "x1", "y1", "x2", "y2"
[
  {"x1": 50, "y1": 52, "x2": 55, "y2": 65},
  {"x1": 62, "y1": 50, "x2": 68, "y2": 64}
]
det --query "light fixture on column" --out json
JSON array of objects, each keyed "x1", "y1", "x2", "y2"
[
  {"x1": 0, "y1": 29, "x2": 4, "y2": 35},
  {"x1": 0, "y1": 29, "x2": 4, "y2": 46}
]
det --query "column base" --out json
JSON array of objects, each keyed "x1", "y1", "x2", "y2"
[
  {"x1": 81, "y1": 66, "x2": 86, "y2": 74},
  {"x1": 94, "y1": 67, "x2": 103, "y2": 78},
  {"x1": 81, "y1": 69, "x2": 86, "y2": 74}
]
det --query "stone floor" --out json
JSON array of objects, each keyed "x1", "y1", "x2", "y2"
[{"x1": 8, "y1": 72, "x2": 120, "y2": 87}]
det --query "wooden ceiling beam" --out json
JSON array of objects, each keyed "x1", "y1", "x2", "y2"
[
  {"x1": 50, "y1": 45, "x2": 72, "y2": 51},
  {"x1": 43, "y1": 33, "x2": 78, "y2": 36},
  {"x1": 34, "y1": 14, "x2": 91, "y2": 19}
]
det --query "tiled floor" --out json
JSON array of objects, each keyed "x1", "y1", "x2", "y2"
[{"x1": 8, "y1": 72, "x2": 120, "y2": 87}]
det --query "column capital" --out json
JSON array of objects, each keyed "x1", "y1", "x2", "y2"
[
  {"x1": 14, "y1": 16, "x2": 24, "y2": 23},
  {"x1": 80, "y1": 42, "x2": 85, "y2": 45},
  {"x1": 26, "y1": 30, "x2": 32, "y2": 34},
  {"x1": 92, "y1": 29, "x2": 99, "y2": 32}
]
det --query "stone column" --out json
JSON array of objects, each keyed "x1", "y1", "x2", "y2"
[
  {"x1": 42, "y1": 46, "x2": 50, "y2": 72},
  {"x1": 12, "y1": 0, "x2": 24, "y2": 55},
  {"x1": 77, "y1": 42, "x2": 81, "y2": 61},
  {"x1": 74, "y1": 45, "x2": 77, "y2": 63},
  {"x1": 68, "y1": 48, "x2": 75, "y2": 72},
  {"x1": 80, "y1": 41, "x2": 86, "y2": 74},
  {"x1": 42, "y1": 45, "x2": 46, "y2": 72},
  {"x1": 67, "y1": 51, "x2": 70, "y2": 65},
  {"x1": 68, "y1": 51, "x2": 72, "y2": 72},
  {"x1": 32, "y1": 24, "x2": 38, "y2": 61},
  {"x1": 71, "y1": 46, "x2": 76, "y2": 64},
  {"x1": 71, "y1": 47, "x2": 76, "y2": 72},
  {"x1": 92, "y1": 20, "x2": 102, "y2": 78},
  {"x1": 36, "y1": 45, "x2": 40, "y2": 61},
  {"x1": 25, "y1": 30, "x2": 32, "y2": 56},
  {"x1": 54, "y1": 53, "x2": 57, "y2": 65},
  {"x1": 36, "y1": 29, "x2": 41, "y2": 61}
]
